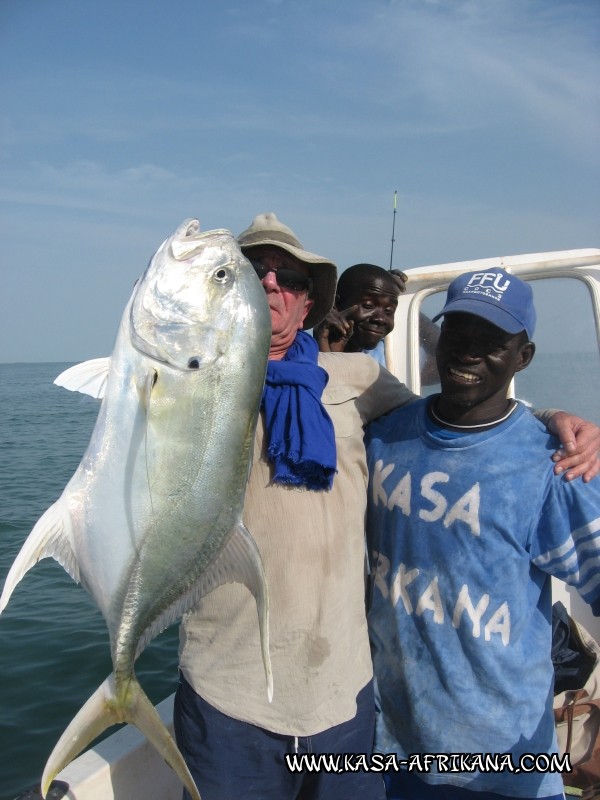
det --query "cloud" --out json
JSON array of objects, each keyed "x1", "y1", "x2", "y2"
[
  {"x1": 3, "y1": 1, "x2": 597, "y2": 159},
  {"x1": 0, "y1": 160, "x2": 187, "y2": 218},
  {"x1": 305, "y1": 0, "x2": 600, "y2": 156}
]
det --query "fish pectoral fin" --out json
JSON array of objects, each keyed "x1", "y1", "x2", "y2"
[
  {"x1": 41, "y1": 674, "x2": 202, "y2": 800},
  {"x1": 0, "y1": 499, "x2": 79, "y2": 614},
  {"x1": 54, "y1": 357, "x2": 111, "y2": 399},
  {"x1": 198, "y1": 522, "x2": 273, "y2": 702}
]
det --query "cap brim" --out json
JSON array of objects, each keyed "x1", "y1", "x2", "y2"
[{"x1": 432, "y1": 299, "x2": 526, "y2": 335}]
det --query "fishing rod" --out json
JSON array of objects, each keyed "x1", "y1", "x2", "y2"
[{"x1": 389, "y1": 190, "x2": 397, "y2": 271}]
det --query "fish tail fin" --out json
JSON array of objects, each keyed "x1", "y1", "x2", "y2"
[
  {"x1": 0, "y1": 499, "x2": 79, "y2": 615},
  {"x1": 41, "y1": 673, "x2": 202, "y2": 800}
]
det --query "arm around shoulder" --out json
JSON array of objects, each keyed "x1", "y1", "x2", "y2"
[{"x1": 354, "y1": 356, "x2": 420, "y2": 424}]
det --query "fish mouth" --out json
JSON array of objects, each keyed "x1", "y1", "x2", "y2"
[{"x1": 447, "y1": 366, "x2": 481, "y2": 384}]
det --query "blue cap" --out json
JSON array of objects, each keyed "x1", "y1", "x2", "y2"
[{"x1": 432, "y1": 268, "x2": 536, "y2": 339}]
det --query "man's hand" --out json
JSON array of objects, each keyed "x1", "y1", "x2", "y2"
[
  {"x1": 314, "y1": 306, "x2": 358, "y2": 352},
  {"x1": 390, "y1": 269, "x2": 408, "y2": 294},
  {"x1": 549, "y1": 412, "x2": 600, "y2": 482}
]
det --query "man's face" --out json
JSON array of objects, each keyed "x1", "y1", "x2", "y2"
[
  {"x1": 339, "y1": 275, "x2": 399, "y2": 351},
  {"x1": 245, "y1": 245, "x2": 314, "y2": 358},
  {"x1": 436, "y1": 312, "x2": 534, "y2": 422}
]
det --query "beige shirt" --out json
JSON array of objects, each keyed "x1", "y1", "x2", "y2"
[{"x1": 179, "y1": 352, "x2": 416, "y2": 736}]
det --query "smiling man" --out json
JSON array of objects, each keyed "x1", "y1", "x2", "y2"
[
  {"x1": 339, "y1": 264, "x2": 400, "y2": 354},
  {"x1": 365, "y1": 268, "x2": 600, "y2": 800},
  {"x1": 314, "y1": 262, "x2": 440, "y2": 380},
  {"x1": 314, "y1": 263, "x2": 400, "y2": 363}
]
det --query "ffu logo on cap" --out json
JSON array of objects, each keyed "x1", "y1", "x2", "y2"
[{"x1": 464, "y1": 272, "x2": 512, "y2": 302}]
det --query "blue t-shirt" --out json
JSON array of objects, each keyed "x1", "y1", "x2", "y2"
[
  {"x1": 362, "y1": 339, "x2": 386, "y2": 365},
  {"x1": 365, "y1": 398, "x2": 600, "y2": 798}
]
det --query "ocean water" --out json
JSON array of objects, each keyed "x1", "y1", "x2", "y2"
[
  {"x1": 0, "y1": 357, "x2": 598, "y2": 799},
  {"x1": 511, "y1": 351, "x2": 599, "y2": 427},
  {"x1": 0, "y1": 363, "x2": 179, "y2": 800}
]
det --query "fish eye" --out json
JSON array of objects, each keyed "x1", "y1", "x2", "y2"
[
  {"x1": 213, "y1": 267, "x2": 233, "y2": 285},
  {"x1": 188, "y1": 358, "x2": 200, "y2": 370}
]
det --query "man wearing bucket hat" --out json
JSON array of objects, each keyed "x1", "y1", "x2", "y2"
[
  {"x1": 175, "y1": 212, "x2": 413, "y2": 799},
  {"x1": 175, "y1": 219, "x2": 600, "y2": 800},
  {"x1": 365, "y1": 269, "x2": 600, "y2": 800}
]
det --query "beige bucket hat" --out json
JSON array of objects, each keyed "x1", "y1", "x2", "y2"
[{"x1": 237, "y1": 212, "x2": 337, "y2": 330}]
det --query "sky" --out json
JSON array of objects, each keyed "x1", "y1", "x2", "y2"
[{"x1": 1, "y1": 0, "x2": 599, "y2": 363}]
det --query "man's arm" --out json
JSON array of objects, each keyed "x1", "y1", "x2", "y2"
[{"x1": 532, "y1": 468, "x2": 600, "y2": 615}]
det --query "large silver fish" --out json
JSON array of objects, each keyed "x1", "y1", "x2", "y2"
[{"x1": 0, "y1": 219, "x2": 273, "y2": 800}]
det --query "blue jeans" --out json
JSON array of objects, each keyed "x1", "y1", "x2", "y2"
[{"x1": 174, "y1": 673, "x2": 386, "y2": 800}]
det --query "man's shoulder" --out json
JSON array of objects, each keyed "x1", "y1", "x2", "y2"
[
  {"x1": 318, "y1": 351, "x2": 387, "y2": 387},
  {"x1": 512, "y1": 404, "x2": 562, "y2": 451},
  {"x1": 318, "y1": 351, "x2": 417, "y2": 422}
]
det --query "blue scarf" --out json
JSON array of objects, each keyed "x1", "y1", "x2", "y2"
[{"x1": 262, "y1": 331, "x2": 337, "y2": 491}]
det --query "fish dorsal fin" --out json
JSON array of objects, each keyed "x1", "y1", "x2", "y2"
[
  {"x1": 0, "y1": 500, "x2": 80, "y2": 614},
  {"x1": 54, "y1": 358, "x2": 111, "y2": 399},
  {"x1": 135, "y1": 521, "x2": 273, "y2": 700}
]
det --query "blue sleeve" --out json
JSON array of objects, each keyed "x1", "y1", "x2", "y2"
[{"x1": 530, "y1": 476, "x2": 600, "y2": 614}]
